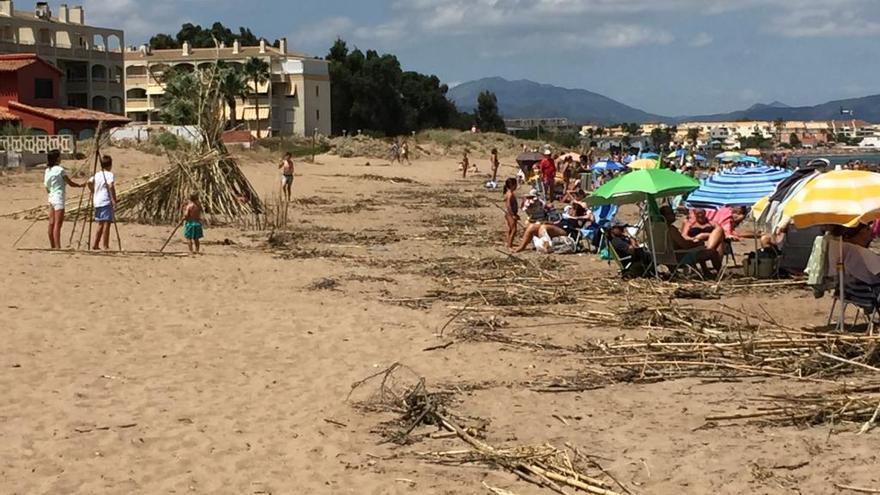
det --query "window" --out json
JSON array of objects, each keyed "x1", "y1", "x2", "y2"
[
  {"x1": 34, "y1": 78, "x2": 53, "y2": 99},
  {"x1": 316, "y1": 109, "x2": 320, "y2": 121},
  {"x1": 315, "y1": 85, "x2": 319, "y2": 98}
]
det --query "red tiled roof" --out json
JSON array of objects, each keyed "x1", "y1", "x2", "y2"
[
  {"x1": 0, "y1": 54, "x2": 63, "y2": 74},
  {"x1": 8, "y1": 101, "x2": 129, "y2": 123},
  {"x1": 0, "y1": 108, "x2": 20, "y2": 120},
  {"x1": 221, "y1": 130, "x2": 255, "y2": 143}
]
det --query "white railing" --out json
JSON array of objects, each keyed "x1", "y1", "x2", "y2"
[{"x1": 0, "y1": 135, "x2": 76, "y2": 154}]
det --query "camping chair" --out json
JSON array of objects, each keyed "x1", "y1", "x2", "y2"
[
  {"x1": 604, "y1": 228, "x2": 653, "y2": 278},
  {"x1": 828, "y1": 277, "x2": 880, "y2": 335},
  {"x1": 581, "y1": 204, "x2": 619, "y2": 249},
  {"x1": 723, "y1": 238, "x2": 737, "y2": 266},
  {"x1": 647, "y1": 221, "x2": 705, "y2": 280}
]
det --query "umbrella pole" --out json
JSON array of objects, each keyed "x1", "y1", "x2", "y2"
[
  {"x1": 838, "y1": 237, "x2": 845, "y2": 332},
  {"x1": 647, "y1": 209, "x2": 660, "y2": 280}
]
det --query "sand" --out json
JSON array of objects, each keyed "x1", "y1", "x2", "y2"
[{"x1": 1, "y1": 146, "x2": 878, "y2": 494}]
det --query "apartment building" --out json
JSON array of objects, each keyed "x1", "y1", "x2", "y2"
[
  {"x1": 124, "y1": 38, "x2": 331, "y2": 137},
  {"x1": 0, "y1": 1, "x2": 124, "y2": 114}
]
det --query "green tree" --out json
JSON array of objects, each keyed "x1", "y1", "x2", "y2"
[
  {"x1": 476, "y1": 91, "x2": 505, "y2": 133},
  {"x1": 244, "y1": 57, "x2": 271, "y2": 137},
  {"x1": 216, "y1": 61, "x2": 248, "y2": 129},
  {"x1": 149, "y1": 22, "x2": 265, "y2": 50},
  {"x1": 158, "y1": 67, "x2": 198, "y2": 125},
  {"x1": 687, "y1": 128, "x2": 700, "y2": 143},
  {"x1": 325, "y1": 38, "x2": 465, "y2": 136},
  {"x1": 149, "y1": 33, "x2": 177, "y2": 49},
  {"x1": 790, "y1": 133, "x2": 802, "y2": 148}
]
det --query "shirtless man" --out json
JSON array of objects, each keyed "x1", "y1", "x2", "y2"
[{"x1": 279, "y1": 152, "x2": 294, "y2": 202}]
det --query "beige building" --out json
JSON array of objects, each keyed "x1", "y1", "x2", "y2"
[
  {"x1": 124, "y1": 38, "x2": 331, "y2": 137},
  {"x1": 0, "y1": 1, "x2": 124, "y2": 113}
]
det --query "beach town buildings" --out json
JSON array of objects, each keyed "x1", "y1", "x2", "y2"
[
  {"x1": 0, "y1": 2, "x2": 124, "y2": 115},
  {"x1": 0, "y1": 53, "x2": 127, "y2": 136},
  {"x1": 124, "y1": 39, "x2": 331, "y2": 137}
]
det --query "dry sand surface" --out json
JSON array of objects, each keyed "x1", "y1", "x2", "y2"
[{"x1": 1, "y1": 147, "x2": 879, "y2": 494}]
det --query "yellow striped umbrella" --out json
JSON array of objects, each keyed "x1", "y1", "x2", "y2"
[
  {"x1": 783, "y1": 170, "x2": 880, "y2": 228},
  {"x1": 627, "y1": 158, "x2": 660, "y2": 170}
]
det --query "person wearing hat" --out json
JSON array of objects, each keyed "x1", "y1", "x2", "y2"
[
  {"x1": 522, "y1": 188, "x2": 547, "y2": 223},
  {"x1": 537, "y1": 149, "x2": 556, "y2": 202}
]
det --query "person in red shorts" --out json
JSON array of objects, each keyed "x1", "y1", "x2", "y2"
[{"x1": 537, "y1": 149, "x2": 556, "y2": 202}]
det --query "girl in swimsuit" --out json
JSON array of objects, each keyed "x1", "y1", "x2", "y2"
[
  {"x1": 503, "y1": 178, "x2": 519, "y2": 249},
  {"x1": 683, "y1": 208, "x2": 725, "y2": 256}
]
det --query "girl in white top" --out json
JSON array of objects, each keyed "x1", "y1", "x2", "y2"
[{"x1": 43, "y1": 149, "x2": 84, "y2": 249}]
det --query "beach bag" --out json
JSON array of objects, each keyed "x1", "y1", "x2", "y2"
[{"x1": 551, "y1": 236, "x2": 577, "y2": 254}]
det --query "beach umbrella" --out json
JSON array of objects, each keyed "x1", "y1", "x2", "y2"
[
  {"x1": 591, "y1": 160, "x2": 626, "y2": 172},
  {"x1": 716, "y1": 151, "x2": 741, "y2": 161},
  {"x1": 783, "y1": 169, "x2": 880, "y2": 329},
  {"x1": 738, "y1": 156, "x2": 761, "y2": 164},
  {"x1": 686, "y1": 166, "x2": 792, "y2": 209},
  {"x1": 667, "y1": 149, "x2": 689, "y2": 159},
  {"x1": 589, "y1": 169, "x2": 700, "y2": 279},
  {"x1": 639, "y1": 152, "x2": 659, "y2": 159},
  {"x1": 693, "y1": 154, "x2": 707, "y2": 162},
  {"x1": 516, "y1": 151, "x2": 544, "y2": 178},
  {"x1": 745, "y1": 148, "x2": 762, "y2": 157},
  {"x1": 627, "y1": 158, "x2": 661, "y2": 170},
  {"x1": 559, "y1": 152, "x2": 581, "y2": 162}
]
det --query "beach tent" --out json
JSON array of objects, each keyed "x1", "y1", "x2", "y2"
[
  {"x1": 516, "y1": 151, "x2": 544, "y2": 179},
  {"x1": 686, "y1": 166, "x2": 792, "y2": 209},
  {"x1": 782, "y1": 168, "x2": 880, "y2": 329}
]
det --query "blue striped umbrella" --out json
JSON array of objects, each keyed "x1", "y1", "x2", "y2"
[
  {"x1": 686, "y1": 166, "x2": 793, "y2": 208},
  {"x1": 738, "y1": 156, "x2": 761, "y2": 164},
  {"x1": 639, "y1": 152, "x2": 659, "y2": 159},
  {"x1": 591, "y1": 160, "x2": 626, "y2": 172}
]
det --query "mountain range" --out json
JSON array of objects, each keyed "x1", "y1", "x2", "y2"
[{"x1": 446, "y1": 77, "x2": 880, "y2": 124}]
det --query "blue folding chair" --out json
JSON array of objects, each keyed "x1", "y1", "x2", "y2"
[{"x1": 581, "y1": 204, "x2": 618, "y2": 249}]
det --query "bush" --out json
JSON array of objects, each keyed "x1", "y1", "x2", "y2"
[
  {"x1": 151, "y1": 130, "x2": 182, "y2": 151},
  {"x1": 256, "y1": 136, "x2": 331, "y2": 158}
]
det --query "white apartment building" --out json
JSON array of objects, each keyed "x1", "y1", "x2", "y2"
[
  {"x1": 0, "y1": 1, "x2": 124, "y2": 113},
  {"x1": 124, "y1": 38, "x2": 331, "y2": 137}
]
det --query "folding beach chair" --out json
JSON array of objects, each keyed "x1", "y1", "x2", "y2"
[
  {"x1": 604, "y1": 229, "x2": 654, "y2": 278},
  {"x1": 581, "y1": 204, "x2": 619, "y2": 250},
  {"x1": 828, "y1": 277, "x2": 880, "y2": 335},
  {"x1": 647, "y1": 221, "x2": 704, "y2": 280}
]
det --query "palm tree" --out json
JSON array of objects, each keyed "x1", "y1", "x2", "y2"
[
  {"x1": 244, "y1": 57, "x2": 270, "y2": 138},
  {"x1": 215, "y1": 61, "x2": 248, "y2": 129}
]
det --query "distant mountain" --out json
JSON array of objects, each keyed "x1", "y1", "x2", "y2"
[
  {"x1": 446, "y1": 77, "x2": 880, "y2": 125},
  {"x1": 677, "y1": 94, "x2": 880, "y2": 123},
  {"x1": 446, "y1": 77, "x2": 667, "y2": 125}
]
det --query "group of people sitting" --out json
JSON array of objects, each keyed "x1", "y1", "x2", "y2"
[{"x1": 503, "y1": 174, "x2": 761, "y2": 277}]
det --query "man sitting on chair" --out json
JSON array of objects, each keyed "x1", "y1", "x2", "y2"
[{"x1": 659, "y1": 206, "x2": 723, "y2": 275}]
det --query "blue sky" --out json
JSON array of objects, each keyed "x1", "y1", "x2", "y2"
[{"x1": 85, "y1": 0, "x2": 880, "y2": 116}]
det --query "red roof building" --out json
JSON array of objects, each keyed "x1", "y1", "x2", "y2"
[{"x1": 0, "y1": 54, "x2": 128, "y2": 137}]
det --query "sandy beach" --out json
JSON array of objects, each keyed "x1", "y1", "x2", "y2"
[{"x1": 2, "y1": 147, "x2": 879, "y2": 495}]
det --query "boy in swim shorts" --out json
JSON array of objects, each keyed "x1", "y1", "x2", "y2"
[{"x1": 182, "y1": 192, "x2": 203, "y2": 254}]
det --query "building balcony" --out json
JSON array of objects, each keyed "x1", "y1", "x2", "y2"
[{"x1": 125, "y1": 98, "x2": 152, "y2": 111}]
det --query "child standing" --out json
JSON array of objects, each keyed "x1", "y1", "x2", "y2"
[
  {"x1": 503, "y1": 178, "x2": 519, "y2": 249},
  {"x1": 490, "y1": 148, "x2": 500, "y2": 183},
  {"x1": 183, "y1": 193, "x2": 203, "y2": 254},
  {"x1": 88, "y1": 155, "x2": 117, "y2": 250},
  {"x1": 459, "y1": 151, "x2": 469, "y2": 179}
]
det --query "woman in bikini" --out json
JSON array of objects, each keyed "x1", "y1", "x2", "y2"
[{"x1": 682, "y1": 208, "x2": 725, "y2": 256}]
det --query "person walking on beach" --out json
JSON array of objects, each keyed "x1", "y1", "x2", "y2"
[
  {"x1": 503, "y1": 178, "x2": 519, "y2": 249},
  {"x1": 460, "y1": 151, "x2": 470, "y2": 179},
  {"x1": 43, "y1": 149, "x2": 85, "y2": 249},
  {"x1": 537, "y1": 149, "x2": 556, "y2": 202},
  {"x1": 389, "y1": 141, "x2": 400, "y2": 164},
  {"x1": 490, "y1": 148, "x2": 500, "y2": 183},
  {"x1": 279, "y1": 152, "x2": 294, "y2": 202},
  {"x1": 182, "y1": 193, "x2": 204, "y2": 254},
  {"x1": 87, "y1": 155, "x2": 117, "y2": 250},
  {"x1": 400, "y1": 142, "x2": 411, "y2": 165}
]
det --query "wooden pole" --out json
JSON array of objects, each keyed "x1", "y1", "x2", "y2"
[
  {"x1": 85, "y1": 124, "x2": 104, "y2": 250},
  {"x1": 12, "y1": 217, "x2": 40, "y2": 248},
  {"x1": 160, "y1": 219, "x2": 184, "y2": 252}
]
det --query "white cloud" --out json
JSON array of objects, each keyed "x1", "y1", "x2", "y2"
[
  {"x1": 767, "y1": 8, "x2": 880, "y2": 37},
  {"x1": 83, "y1": 0, "x2": 199, "y2": 42},
  {"x1": 689, "y1": 32, "x2": 713, "y2": 47},
  {"x1": 290, "y1": 16, "x2": 356, "y2": 49},
  {"x1": 589, "y1": 24, "x2": 674, "y2": 48}
]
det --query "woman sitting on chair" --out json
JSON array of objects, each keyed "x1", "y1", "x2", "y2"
[
  {"x1": 681, "y1": 208, "x2": 726, "y2": 257},
  {"x1": 660, "y1": 206, "x2": 723, "y2": 275}
]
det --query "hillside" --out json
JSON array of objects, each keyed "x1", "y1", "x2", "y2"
[
  {"x1": 679, "y1": 94, "x2": 880, "y2": 123},
  {"x1": 447, "y1": 77, "x2": 667, "y2": 125},
  {"x1": 447, "y1": 77, "x2": 880, "y2": 124}
]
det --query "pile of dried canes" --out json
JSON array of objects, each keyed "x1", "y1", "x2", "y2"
[
  {"x1": 70, "y1": 49, "x2": 262, "y2": 224},
  {"x1": 349, "y1": 363, "x2": 628, "y2": 495}
]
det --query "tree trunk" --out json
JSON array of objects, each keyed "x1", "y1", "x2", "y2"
[{"x1": 254, "y1": 78, "x2": 260, "y2": 139}]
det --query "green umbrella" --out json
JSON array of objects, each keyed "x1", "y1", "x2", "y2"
[
  {"x1": 587, "y1": 169, "x2": 700, "y2": 206},
  {"x1": 587, "y1": 169, "x2": 700, "y2": 279}
]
